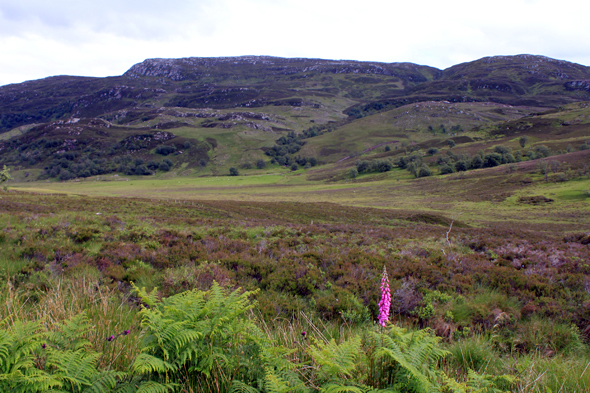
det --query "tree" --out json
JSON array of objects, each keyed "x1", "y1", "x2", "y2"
[
  {"x1": 519, "y1": 136, "x2": 529, "y2": 148},
  {"x1": 229, "y1": 167, "x2": 239, "y2": 176},
  {"x1": 0, "y1": 165, "x2": 11, "y2": 191},
  {"x1": 447, "y1": 139, "x2": 456, "y2": 148}
]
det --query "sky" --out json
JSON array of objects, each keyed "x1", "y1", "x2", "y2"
[{"x1": 1, "y1": 0, "x2": 590, "y2": 86}]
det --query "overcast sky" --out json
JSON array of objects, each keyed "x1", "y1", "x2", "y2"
[{"x1": 1, "y1": 0, "x2": 589, "y2": 86}]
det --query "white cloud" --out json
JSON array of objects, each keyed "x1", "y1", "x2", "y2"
[{"x1": 0, "y1": 0, "x2": 589, "y2": 86}]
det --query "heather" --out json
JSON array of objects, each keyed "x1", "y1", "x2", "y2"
[{"x1": 1, "y1": 191, "x2": 590, "y2": 391}]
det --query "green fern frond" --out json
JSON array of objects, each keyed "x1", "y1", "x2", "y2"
[
  {"x1": 372, "y1": 326, "x2": 452, "y2": 393},
  {"x1": 83, "y1": 370, "x2": 125, "y2": 393},
  {"x1": 264, "y1": 368, "x2": 297, "y2": 393},
  {"x1": 132, "y1": 353, "x2": 176, "y2": 375},
  {"x1": 134, "y1": 380, "x2": 175, "y2": 393},
  {"x1": 47, "y1": 312, "x2": 92, "y2": 351},
  {"x1": 132, "y1": 283, "x2": 160, "y2": 309},
  {"x1": 230, "y1": 380, "x2": 260, "y2": 393},
  {"x1": 308, "y1": 335, "x2": 363, "y2": 380},
  {"x1": 466, "y1": 369, "x2": 514, "y2": 393},
  {"x1": 320, "y1": 383, "x2": 365, "y2": 393}
]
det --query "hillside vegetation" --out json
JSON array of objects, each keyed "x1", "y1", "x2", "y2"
[
  {"x1": 1, "y1": 54, "x2": 590, "y2": 180},
  {"x1": 1, "y1": 54, "x2": 590, "y2": 392}
]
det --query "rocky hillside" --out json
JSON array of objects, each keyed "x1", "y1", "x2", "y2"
[
  {"x1": 1, "y1": 54, "x2": 589, "y2": 181},
  {"x1": 2, "y1": 54, "x2": 589, "y2": 133}
]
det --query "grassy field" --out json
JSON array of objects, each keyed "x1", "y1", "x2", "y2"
[{"x1": 9, "y1": 152, "x2": 590, "y2": 231}]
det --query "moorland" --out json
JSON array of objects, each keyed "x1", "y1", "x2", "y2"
[{"x1": 0, "y1": 54, "x2": 589, "y2": 392}]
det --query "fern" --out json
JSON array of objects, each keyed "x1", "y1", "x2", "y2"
[
  {"x1": 46, "y1": 313, "x2": 92, "y2": 352},
  {"x1": 132, "y1": 281, "x2": 263, "y2": 387},
  {"x1": 320, "y1": 384, "x2": 365, "y2": 393},
  {"x1": 230, "y1": 380, "x2": 260, "y2": 393},
  {"x1": 264, "y1": 368, "x2": 308, "y2": 393},
  {"x1": 371, "y1": 326, "x2": 449, "y2": 393},
  {"x1": 131, "y1": 354, "x2": 175, "y2": 375},
  {"x1": 465, "y1": 369, "x2": 514, "y2": 393},
  {"x1": 0, "y1": 320, "x2": 62, "y2": 392},
  {"x1": 113, "y1": 376, "x2": 174, "y2": 393},
  {"x1": 308, "y1": 335, "x2": 363, "y2": 382}
]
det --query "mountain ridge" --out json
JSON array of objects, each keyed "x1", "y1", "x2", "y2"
[{"x1": 1, "y1": 53, "x2": 590, "y2": 183}]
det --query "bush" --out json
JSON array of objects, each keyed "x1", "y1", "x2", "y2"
[
  {"x1": 418, "y1": 164, "x2": 432, "y2": 177},
  {"x1": 484, "y1": 153, "x2": 502, "y2": 167},
  {"x1": 440, "y1": 164, "x2": 454, "y2": 175},
  {"x1": 229, "y1": 167, "x2": 239, "y2": 176},
  {"x1": 256, "y1": 159, "x2": 266, "y2": 169},
  {"x1": 534, "y1": 145, "x2": 551, "y2": 158},
  {"x1": 155, "y1": 145, "x2": 176, "y2": 156},
  {"x1": 454, "y1": 160, "x2": 469, "y2": 172},
  {"x1": 471, "y1": 155, "x2": 483, "y2": 169}
]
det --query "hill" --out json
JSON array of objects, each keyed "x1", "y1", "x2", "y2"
[{"x1": 0, "y1": 54, "x2": 589, "y2": 181}]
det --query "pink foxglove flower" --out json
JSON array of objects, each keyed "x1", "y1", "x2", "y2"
[{"x1": 378, "y1": 266, "x2": 391, "y2": 327}]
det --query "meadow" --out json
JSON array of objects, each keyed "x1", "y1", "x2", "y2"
[{"x1": 1, "y1": 155, "x2": 590, "y2": 392}]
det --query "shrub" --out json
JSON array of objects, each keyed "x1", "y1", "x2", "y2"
[
  {"x1": 440, "y1": 164, "x2": 454, "y2": 175},
  {"x1": 454, "y1": 160, "x2": 469, "y2": 172},
  {"x1": 534, "y1": 145, "x2": 551, "y2": 158},
  {"x1": 256, "y1": 159, "x2": 266, "y2": 169},
  {"x1": 483, "y1": 153, "x2": 502, "y2": 167},
  {"x1": 155, "y1": 145, "x2": 176, "y2": 156},
  {"x1": 418, "y1": 164, "x2": 432, "y2": 177},
  {"x1": 229, "y1": 167, "x2": 239, "y2": 176},
  {"x1": 471, "y1": 155, "x2": 483, "y2": 169}
]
